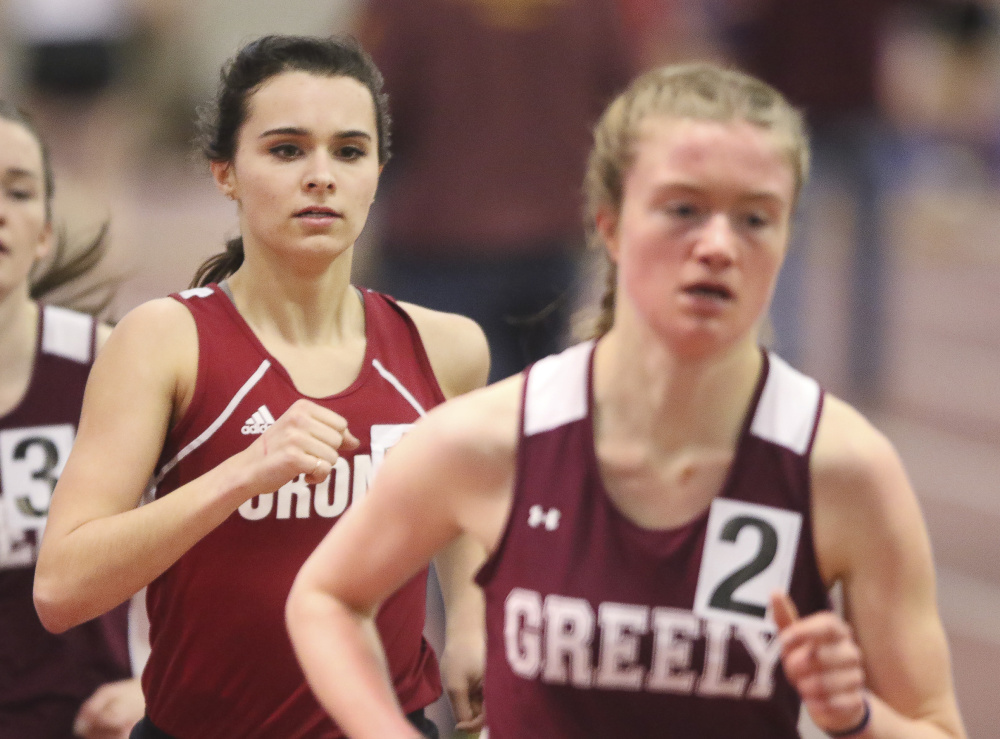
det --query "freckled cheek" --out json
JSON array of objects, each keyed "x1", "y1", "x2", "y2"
[
  {"x1": 624, "y1": 236, "x2": 682, "y2": 282},
  {"x1": 620, "y1": 253, "x2": 679, "y2": 315}
]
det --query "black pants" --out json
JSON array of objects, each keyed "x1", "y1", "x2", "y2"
[{"x1": 130, "y1": 708, "x2": 439, "y2": 738}]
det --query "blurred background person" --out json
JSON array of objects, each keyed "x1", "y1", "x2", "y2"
[
  {"x1": 615, "y1": 0, "x2": 725, "y2": 70},
  {"x1": 3, "y1": 0, "x2": 140, "y2": 188},
  {"x1": 0, "y1": 101, "x2": 144, "y2": 739},
  {"x1": 0, "y1": 0, "x2": 193, "y2": 305},
  {"x1": 355, "y1": 0, "x2": 633, "y2": 384}
]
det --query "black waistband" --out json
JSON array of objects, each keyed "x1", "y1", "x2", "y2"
[
  {"x1": 129, "y1": 717, "x2": 174, "y2": 739},
  {"x1": 129, "y1": 708, "x2": 437, "y2": 739}
]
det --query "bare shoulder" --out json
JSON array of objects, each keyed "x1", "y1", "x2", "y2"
[
  {"x1": 812, "y1": 395, "x2": 902, "y2": 488},
  {"x1": 810, "y1": 393, "x2": 924, "y2": 583},
  {"x1": 107, "y1": 298, "x2": 197, "y2": 359},
  {"x1": 397, "y1": 301, "x2": 490, "y2": 398},
  {"x1": 416, "y1": 372, "x2": 524, "y2": 466},
  {"x1": 95, "y1": 298, "x2": 199, "y2": 408}
]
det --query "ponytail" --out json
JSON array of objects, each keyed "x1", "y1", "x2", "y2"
[
  {"x1": 592, "y1": 262, "x2": 617, "y2": 339},
  {"x1": 571, "y1": 256, "x2": 617, "y2": 342},
  {"x1": 29, "y1": 222, "x2": 118, "y2": 317},
  {"x1": 189, "y1": 237, "x2": 245, "y2": 288}
]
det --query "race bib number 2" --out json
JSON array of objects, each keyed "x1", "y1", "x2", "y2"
[
  {"x1": 0, "y1": 424, "x2": 74, "y2": 568},
  {"x1": 693, "y1": 498, "x2": 802, "y2": 629}
]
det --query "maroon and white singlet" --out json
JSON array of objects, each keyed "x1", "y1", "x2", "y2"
[
  {"x1": 143, "y1": 285, "x2": 445, "y2": 738},
  {"x1": 0, "y1": 305, "x2": 131, "y2": 737},
  {"x1": 476, "y1": 341, "x2": 830, "y2": 737}
]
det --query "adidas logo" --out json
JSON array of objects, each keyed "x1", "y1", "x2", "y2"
[{"x1": 241, "y1": 405, "x2": 276, "y2": 435}]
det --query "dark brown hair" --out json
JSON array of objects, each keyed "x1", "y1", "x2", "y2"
[{"x1": 190, "y1": 34, "x2": 391, "y2": 288}]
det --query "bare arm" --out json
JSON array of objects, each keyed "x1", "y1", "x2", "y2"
[
  {"x1": 779, "y1": 396, "x2": 966, "y2": 738},
  {"x1": 35, "y1": 299, "x2": 358, "y2": 632},
  {"x1": 400, "y1": 301, "x2": 490, "y2": 400},
  {"x1": 287, "y1": 379, "x2": 520, "y2": 739},
  {"x1": 434, "y1": 534, "x2": 487, "y2": 732},
  {"x1": 403, "y1": 301, "x2": 491, "y2": 728}
]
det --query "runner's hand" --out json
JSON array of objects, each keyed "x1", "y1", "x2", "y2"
[
  {"x1": 235, "y1": 399, "x2": 359, "y2": 497},
  {"x1": 772, "y1": 591, "x2": 868, "y2": 735},
  {"x1": 74, "y1": 678, "x2": 145, "y2": 739},
  {"x1": 440, "y1": 629, "x2": 485, "y2": 733}
]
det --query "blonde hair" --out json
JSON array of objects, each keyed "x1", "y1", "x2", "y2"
[{"x1": 578, "y1": 63, "x2": 810, "y2": 340}]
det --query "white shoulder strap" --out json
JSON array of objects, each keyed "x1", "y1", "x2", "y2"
[
  {"x1": 749, "y1": 353, "x2": 822, "y2": 455},
  {"x1": 41, "y1": 305, "x2": 94, "y2": 364},
  {"x1": 523, "y1": 341, "x2": 593, "y2": 437}
]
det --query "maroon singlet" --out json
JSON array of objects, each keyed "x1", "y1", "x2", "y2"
[
  {"x1": 476, "y1": 341, "x2": 830, "y2": 737},
  {"x1": 0, "y1": 305, "x2": 131, "y2": 737},
  {"x1": 143, "y1": 285, "x2": 445, "y2": 738}
]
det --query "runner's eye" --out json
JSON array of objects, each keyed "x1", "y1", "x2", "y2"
[{"x1": 270, "y1": 143, "x2": 302, "y2": 159}]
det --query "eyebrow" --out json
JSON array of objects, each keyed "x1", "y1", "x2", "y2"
[
  {"x1": 2, "y1": 167, "x2": 41, "y2": 180},
  {"x1": 654, "y1": 182, "x2": 785, "y2": 204},
  {"x1": 258, "y1": 127, "x2": 373, "y2": 140}
]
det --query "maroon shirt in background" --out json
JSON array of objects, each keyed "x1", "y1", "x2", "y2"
[
  {"x1": 143, "y1": 286, "x2": 446, "y2": 739},
  {"x1": 362, "y1": 0, "x2": 633, "y2": 255},
  {"x1": 0, "y1": 305, "x2": 131, "y2": 738},
  {"x1": 476, "y1": 343, "x2": 830, "y2": 737},
  {"x1": 731, "y1": 0, "x2": 894, "y2": 121}
]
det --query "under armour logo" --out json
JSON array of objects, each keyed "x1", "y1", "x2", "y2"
[{"x1": 528, "y1": 505, "x2": 561, "y2": 531}]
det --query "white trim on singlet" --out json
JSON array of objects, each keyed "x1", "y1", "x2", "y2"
[
  {"x1": 749, "y1": 353, "x2": 821, "y2": 456},
  {"x1": 128, "y1": 587, "x2": 151, "y2": 676},
  {"x1": 41, "y1": 305, "x2": 93, "y2": 363},
  {"x1": 523, "y1": 341, "x2": 593, "y2": 437},
  {"x1": 178, "y1": 286, "x2": 216, "y2": 300},
  {"x1": 372, "y1": 359, "x2": 427, "y2": 417},
  {"x1": 148, "y1": 359, "x2": 272, "y2": 491}
]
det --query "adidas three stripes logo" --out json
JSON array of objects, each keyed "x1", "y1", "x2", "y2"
[{"x1": 241, "y1": 405, "x2": 276, "y2": 435}]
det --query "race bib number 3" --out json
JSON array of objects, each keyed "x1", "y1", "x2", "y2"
[
  {"x1": 693, "y1": 499, "x2": 802, "y2": 629},
  {"x1": 0, "y1": 424, "x2": 75, "y2": 567}
]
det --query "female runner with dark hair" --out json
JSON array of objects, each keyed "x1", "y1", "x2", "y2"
[{"x1": 35, "y1": 35, "x2": 488, "y2": 739}]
